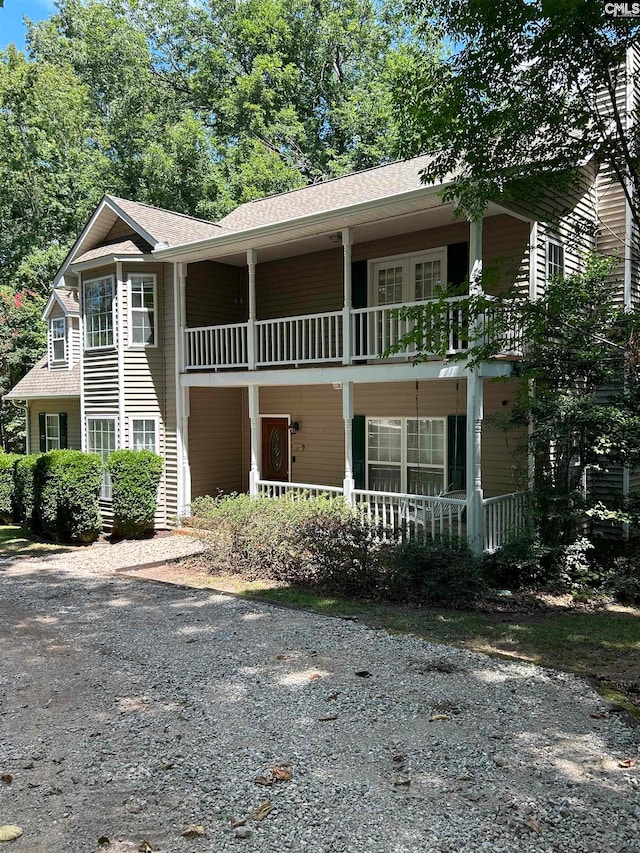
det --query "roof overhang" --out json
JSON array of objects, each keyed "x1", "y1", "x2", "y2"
[
  {"x1": 70, "y1": 253, "x2": 154, "y2": 273},
  {"x1": 41, "y1": 290, "x2": 79, "y2": 321}
]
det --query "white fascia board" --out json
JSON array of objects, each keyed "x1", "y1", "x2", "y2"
[
  {"x1": 3, "y1": 392, "x2": 81, "y2": 401},
  {"x1": 69, "y1": 253, "x2": 151, "y2": 273},
  {"x1": 52, "y1": 197, "x2": 114, "y2": 288},
  {"x1": 180, "y1": 359, "x2": 512, "y2": 389},
  {"x1": 153, "y1": 182, "x2": 452, "y2": 262}
]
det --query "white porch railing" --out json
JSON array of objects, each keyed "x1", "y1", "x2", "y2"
[
  {"x1": 185, "y1": 322, "x2": 248, "y2": 370},
  {"x1": 483, "y1": 491, "x2": 528, "y2": 551},
  {"x1": 352, "y1": 488, "x2": 467, "y2": 541},
  {"x1": 256, "y1": 480, "x2": 345, "y2": 500},
  {"x1": 255, "y1": 311, "x2": 343, "y2": 366},
  {"x1": 351, "y1": 297, "x2": 469, "y2": 361}
]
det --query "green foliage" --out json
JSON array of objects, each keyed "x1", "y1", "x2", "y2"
[
  {"x1": 13, "y1": 454, "x2": 39, "y2": 527},
  {"x1": 34, "y1": 450, "x2": 102, "y2": 542},
  {"x1": 0, "y1": 452, "x2": 20, "y2": 523},
  {"x1": 107, "y1": 449, "x2": 163, "y2": 538}
]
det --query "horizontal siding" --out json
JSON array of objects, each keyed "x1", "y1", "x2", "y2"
[
  {"x1": 189, "y1": 387, "x2": 245, "y2": 498},
  {"x1": 256, "y1": 248, "x2": 343, "y2": 319},
  {"x1": 186, "y1": 260, "x2": 242, "y2": 328},
  {"x1": 28, "y1": 397, "x2": 81, "y2": 451},
  {"x1": 163, "y1": 263, "x2": 179, "y2": 520},
  {"x1": 482, "y1": 380, "x2": 528, "y2": 496}
]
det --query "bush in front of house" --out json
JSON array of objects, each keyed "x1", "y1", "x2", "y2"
[
  {"x1": 34, "y1": 450, "x2": 102, "y2": 542},
  {"x1": 0, "y1": 452, "x2": 20, "y2": 523},
  {"x1": 13, "y1": 454, "x2": 39, "y2": 527},
  {"x1": 108, "y1": 449, "x2": 163, "y2": 538}
]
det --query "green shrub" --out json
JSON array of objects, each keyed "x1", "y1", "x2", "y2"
[
  {"x1": 14, "y1": 454, "x2": 39, "y2": 527},
  {"x1": 482, "y1": 532, "x2": 554, "y2": 590},
  {"x1": 34, "y1": 450, "x2": 102, "y2": 543},
  {"x1": 108, "y1": 449, "x2": 163, "y2": 538},
  {"x1": 0, "y1": 453, "x2": 20, "y2": 523},
  {"x1": 381, "y1": 537, "x2": 485, "y2": 604}
]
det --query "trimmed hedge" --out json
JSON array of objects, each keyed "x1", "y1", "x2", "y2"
[
  {"x1": 0, "y1": 453, "x2": 20, "y2": 523},
  {"x1": 108, "y1": 449, "x2": 163, "y2": 538},
  {"x1": 14, "y1": 454, "x2": 39, "y2": 527},
  {"x1": 34, "y1": 450, "x2": 102, "y2": 543}
]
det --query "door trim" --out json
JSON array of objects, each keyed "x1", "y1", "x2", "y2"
[{"x1": 259, "y1": 413, "x2": 291, "y2": 482}]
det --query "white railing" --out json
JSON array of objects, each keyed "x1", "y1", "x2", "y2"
[
  {"x1": 256, "y1": 311, "x2": 343, "y2": 366},
  {"x1": 185, "y1": 322, "x2": 248, "y2": 370},
  {"x1": 352, "y1": 488, "x2": 467, "y2": 541},
  {"x1": 351, "y1": 298, "x2": 468, "y2": 361},
  {"x1": 483, "y1": 491, "x2": 528, "y2": 551},
  {"x1": 256, "y1": 480, "x2": 344, "y2": 500},
  {"x1": 483, "y1": 300, "x2": 524, "y2": 356}
]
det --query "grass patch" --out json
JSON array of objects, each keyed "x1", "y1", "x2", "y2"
[{"x1": 0, "y1": 524, "x2": 70, "y2": 557}]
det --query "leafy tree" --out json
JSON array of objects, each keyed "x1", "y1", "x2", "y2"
[{"x1": 394, "y1": 0, "x2": 640, "y2": 225}]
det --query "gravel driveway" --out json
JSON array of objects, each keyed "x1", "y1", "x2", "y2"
[{"x1": 0, "y1": 543, "x2": 638, "y2": 852}]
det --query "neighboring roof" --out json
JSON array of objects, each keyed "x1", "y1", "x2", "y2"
[
  {"x1": 73, "y1": 239, "x2": 145, "y2": 265},
  {"x1": 42, "y1": 288, "x2": 80, "y2": 320},
  {"x1": 218, "y1": 155, "x2": 437, "y2": 232},
  {"x1": 106, "y1": 196, "x2": 235, "y2": 246},
  {"x1": 4, "y1": 358, "x2": 81, "y2": 400}
]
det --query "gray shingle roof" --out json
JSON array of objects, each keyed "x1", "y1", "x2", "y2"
[
  {"x1": 4, "y1": 358, "x2": 80, "y2": 400},
  {"x1": 106, "y1": 196, "x2": 236, "y2": 246},
  {"x1": 73, "y1": 239, "x2": 145, "y2": 264},
  {"x1": 217, "y1": 155, "x2": 436, "y2": 232},
  {"x1": 52, "y1": 288, "x2": 80, "y2": 315}
]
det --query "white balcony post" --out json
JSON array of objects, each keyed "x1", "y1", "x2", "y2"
[
  {"x1": 248, "y1": 384, "x2": 261, "y2": 496},
  {"x1": 342, "y1": 228, "x2": 352, "y2": 365},
  {"x1": 342, "y1": 380, "x2": 355, "y2": 505},
  {"x1": 247, "y1": 249, "x2": 257, "y2": 370},
  {"x1": 466, "y1": 217, "x2": 484, "y2": 555},
  {"x1": 174, "y1": 262, "x2": 192, "y2": 517}
]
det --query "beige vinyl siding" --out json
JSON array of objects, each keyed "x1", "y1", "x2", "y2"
[
  {"x1": 29, "y1": 397, "x2": 81, "y2": 451},
  {"x1": 189, "y1": 387, "x2": 245, "y2": 497},
  {"x1": 256, "y1": 248, "x2": 343, "y2": 320},
  {"x1": 82, "y1": 265, "x2": 120, "y2": 418},
  {"x1": 162, "y1": 263, "x2": 179, "y2": 520},
  {"x1": 186, "y1": 260, "x2": 242, "y2": 328},
  {"x1": 482, "y1": 380, "x2": 528, "y2": 496},
  {"x1": 596, "y1": 161, "x2": 628, "y2": 304}
]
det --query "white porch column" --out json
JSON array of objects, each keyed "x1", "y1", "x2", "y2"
[
  {"x1": 342, "y1": 228, "x2": 352, "y2": 365},
  {"x1": 466, "y1": 217, "x2": 485, "y2": 555},
  {"x1": 174, "y1": 262, "x2": 192, "y2": 517},
  {"x1": 342, "y1": 380, "x2": 355, "y2": 504},
  {"x1": 247, "y1": 249, "x2": 257, "y2": 370},
  {"x1": 248, "y1": 384, "x2": 261, "y2": 496}
]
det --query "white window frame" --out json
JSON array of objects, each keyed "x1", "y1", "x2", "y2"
[
  {"x1": 86, "y1": 416, "x2": 117, "y2": 500},
  {"x1": 130, "y1": 416, "x2": 159, "y2": 453},
  {"x1": 368, "y1": 248, "x2": 448, "y2": 307},
  {"x1": 546, "y1": 239, "x2": 565, "y2": 283},
  {"x1": 365, "y1": 416, "x2": 447, "y2": 495},
  {"x1": 83, "y1": 275, "x2": 116, "y2": 350},
  {"x1": 49, "y1": 318, "x2": 67, "y2": 364},
  {"x1": 45, "y1": 413, "x2": 61, "y2": 451},
  {"x1": 128, "y1": 273, "x2": 158, "y2": 348}
]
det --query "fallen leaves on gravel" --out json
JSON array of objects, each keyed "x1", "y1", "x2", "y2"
[
  {"x1": 618, "y1": 758, "x2": 637, "y2": 768},
  {"x1": 524, "y1": 815, "x2": 542, "y2": 833},
  {"x1": 0, "y1": 826, "x2": 23, "y2": 843},
  {"x1": 318, "y1": 713, "x2": 338, "y2": 722},
  {"x1": 138, "y1": 841, "x2": 154, "y2": 852},
  {"x1": 182, "y1": 825, "x2": 205, "y2": 837},
  {"x1": 429, "y1": 714, "x2": 449, "y2": 722},
  {"x1": 249, "y1": 801, "x2": 273, "y2": 821},
  {"x1": 325, "y1": 691, "x2": 340, "y2": 701},
  {"x1": 0, "y1": 774, "x2": 13, "y2": 784},
  {"x1": 254, "y1": 762, "x2": 293, "y2": 785},
  {"x1": 309, "y1": 673, "x2": 321, "y2": 681}
]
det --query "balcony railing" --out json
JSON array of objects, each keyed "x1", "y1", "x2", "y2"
[{"x1": 256, "y1": 311, "x2": 343, "y2": 366}]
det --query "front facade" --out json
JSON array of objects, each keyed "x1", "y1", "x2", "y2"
[{"x1": 5, "y1": 135, "x2": 637, "y2": 548}]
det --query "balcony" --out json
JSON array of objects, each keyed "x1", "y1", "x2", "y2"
[{"x1": 184, "y1": 297, "x2": 484, "y2": 371}]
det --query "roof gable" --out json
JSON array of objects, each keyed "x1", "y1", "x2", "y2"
[{"x1": 42, "y1": 288, "x2": 80, "y2": 320}]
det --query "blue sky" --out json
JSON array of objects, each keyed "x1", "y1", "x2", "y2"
[{"x1": 0, "y1": 0, "x2": 55, "y2": 50}]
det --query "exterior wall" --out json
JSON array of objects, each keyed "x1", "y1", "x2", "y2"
[
  {"x1": 189, "y1": 387, "x2": 245, "y2": 498},
  {"x1": 186, "y1": 260, "x2": 243, "y2": 327},
  {"x1": 28, "y1": 397, "x2": 82, "y2": 451},
  {"x1": 47, "y1": 302, "x2": 80, "y2": 370},
  {"x1": 256, "y1": 248, "x2": 343, "y2": 319}
]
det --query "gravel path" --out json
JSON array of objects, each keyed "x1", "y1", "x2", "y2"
[{"x1": 0, "y1": 545, "x2": 638, "y2": 852}]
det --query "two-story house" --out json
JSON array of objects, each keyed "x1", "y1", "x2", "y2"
[{"x1": 5, "y1": 138, "x2": 635, "y2": 551}]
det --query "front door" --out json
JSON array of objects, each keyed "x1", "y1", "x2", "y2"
[{"x1": 261, "y1": 417, "x2": 289, "y2": 482}]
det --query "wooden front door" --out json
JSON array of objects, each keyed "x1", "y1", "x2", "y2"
[{"x1": 261, "y1": 417, "x2": 289, "y2": 482}]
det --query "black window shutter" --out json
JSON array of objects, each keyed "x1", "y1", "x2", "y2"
[
  {"x1": 59, "y1": 413, "x2": 68, "y2": 449},
  {"x1": 352, "y1": 415, "x2": 366, "y2": 489},
  {"x1": 351, "y1": 260, "x2": 367, "y2": 309},
  {"x1": 39, "y1": 413, "x2": 47, "y2": 452},
  {"x1": 447, "y1": 242, "x2": 469, "y2": 292},
  {"x1": 447, "y1": 415, "x2": 467, "y2": 490}
]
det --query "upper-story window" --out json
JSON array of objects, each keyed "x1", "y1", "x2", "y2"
[
  {"x1": 371, "y1": 249, "x2": 447, "y2": 307},
  {"x1": 129, "y1": 274, "x2": 157, "y2": 346},
  {"x1": 84, "y1": 276, "x2": 115, "y2": 349},
  {"x1": 547, "y1": 240, "x2": 565, "y2": 282},
  {"x1": 50, "y1": 318, "x2": 66, "y2": 363}
]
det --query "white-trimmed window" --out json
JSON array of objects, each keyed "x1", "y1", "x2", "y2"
[
  {"x1": 366, "y1": 417, "x2": 446, "y2": 495},
  {"x1": 131, "y1": 418, "x2": 157, "y2": 453},
  {"x1": 50, "y1": 318, "x2": 66, "y2": 363},
  {"x1": 87, "y1": 417, "x2": 117, "y2": 500},
  {"x1": 45, "y1": 414, "x2": 61, "y2": 450},
  {"x1": 84, "y1": 276, "x2": 115, "y2": 349},
  {"x1": 371, "y1": 248, "x2": 447, "y2": 307},
  {"x1": 547, "y1": 240, "x2": 565, "y2": 282},
  {"x1": 129, "y1": 274, "x2": 157, "y2": 346}
]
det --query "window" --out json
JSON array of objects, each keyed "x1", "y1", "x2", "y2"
[
  {"x1": 371, "y1": 249, "x2": 446, "y2": 307},
  {"x1": 50, "y1": 318, "x2": 66, "y2": 362},
  {"x1": 131, "y1": 418, "x2": 157, "y2": 452},
  {"x1": 367, "y1": 417, "x2": 446, "y2": 495},
  {"x1": 547, "y1": 241, "x2": 564, "y2": 282},
  {"x1": 45, "y1": 414, "x2": 60, "y2": 450},
  {"x1": 130, "y1": 274, "x2": 157, "y2": 346},
  {"x1": 84, "y1": 277, "x2": 115, "y2": 349},
  {"x1": 87, "y1": 418, "x2": 116, "y2": 499}
]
